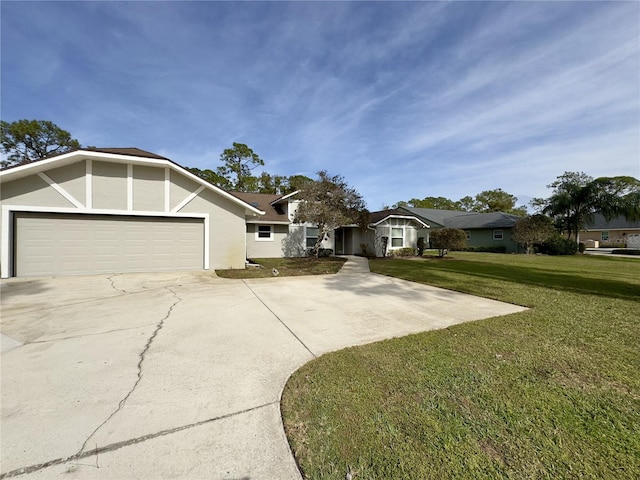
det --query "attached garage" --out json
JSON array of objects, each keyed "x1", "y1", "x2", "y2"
[
  {"x1": 1, "y1": 148, "x2": 264, "y2": 278},
  {"x1": 14, "y1": 213, "x2": 204, "y2": 277}
]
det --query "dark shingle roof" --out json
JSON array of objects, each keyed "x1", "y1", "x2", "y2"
[
  {"x1": 583, "y1": 213, "x2": 640, "y2": 230},
  {"x1": 84, "y1": 147, "x2": 170, "y2": 160},
  {"x1": 230, "y1": 191, "x2": 290, "y2": 223},
  {"x1": 402, "y1": 207, "x2": 521, "y2": 229},
  {"x1": 368, "y1": 209, "x2": 409, "y2": 224}
]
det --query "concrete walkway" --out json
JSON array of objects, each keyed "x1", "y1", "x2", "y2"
[
  {"x1": 337, "y1": 254, "x2": 371, "y2": 274},
  {"x1": 1, "y1": 262, "x2": 526, "y2": 479}
]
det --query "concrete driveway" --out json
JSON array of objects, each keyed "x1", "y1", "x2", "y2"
[{"x1": 1, "y1": 257, "x2": 526, "y2": 479}]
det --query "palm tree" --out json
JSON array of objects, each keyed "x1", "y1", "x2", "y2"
[{"x1": 540, "y1": 172, "x2": 640, "y2": 244}]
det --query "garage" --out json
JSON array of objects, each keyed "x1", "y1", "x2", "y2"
[
  {"x1": 14, "y1": 212, "x2": 204, "y2": 277},
  {"x1": 1, "y1": 148, "x2": 264, "y2": 278}
]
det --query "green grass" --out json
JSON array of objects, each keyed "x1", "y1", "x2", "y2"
[
  {"x1": 215, "y1": 256, "x2": 346, "y2": 278},
  {"x1": 281, "y1": 253, "x2": 640, "y2": 479}
]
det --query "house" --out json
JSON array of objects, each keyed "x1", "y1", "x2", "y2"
[
  {"x1": 399, "y1": 207, "x2": 523, "y2": 253},
  {"x1": 580, "y1": 214, "x2": 640, "y2": 248},
  {"x1": 233, "y1": 192, "x2": 428, "y2": 259},
  {"x1": 0, "y1": 148, "x2": 264, "y2": 278},
  {"x1": 335, "y1": 208, "x2": 428, "y2": 257}
]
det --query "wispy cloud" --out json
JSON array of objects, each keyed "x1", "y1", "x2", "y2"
[{"x1": 2, "y1": 1, "x2": 637, "y2": 209}]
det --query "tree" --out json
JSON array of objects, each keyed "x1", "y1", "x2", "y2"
[
  {"x1": 393, "y1": 189, "x2": 527, "y2": 215},
  {"x1": 292, "y1": 170, "x2": 368, "y2": 256},
  {"x1": 512, "y1": 215, "x2": 556, "y2": 254},
  {"x1": 395, "y1": 196, "x2": 461, "y2": 210},
  {"x1": 534, "y1": 172, "x2": 640, "y2": 244},
  {"x1": 217, "y1": 142, "x2": 264, "y2": 192},
  {"x1": 430, "y1": 228, "x2": 467, "y2": 257},
  {"x1": 472, "y1": 188, "x2": 528, "y2": 216},
  {"x1": 186, "y1": 167, "x2": 231, "y2": 189},
  {"x1": 1, "y1": 119, "x2": 81, "y2": 168}
]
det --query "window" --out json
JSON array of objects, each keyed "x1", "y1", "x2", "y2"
[
  {"x1": 255, "y1": 225, "x2": 273, "y2": 241},
  {"x1": 465, "y1": 230, "x2": 471, "y2": 240},
  {"x1": 601, "y1": 231, "x2": 609, "y2": 242},
  {"x1": 493, "y1": 229, "x2": 503, "y2": 240},
  {"x1": 306, "y1": 227, "x2": 319, "y2": 248},
  {"x1": 391, "y1": 227, "x2": 404, "y2": 247}
]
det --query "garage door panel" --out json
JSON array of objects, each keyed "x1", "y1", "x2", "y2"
[{"x1": 15, "y1": 213, "x2": 204, "y2": 277}]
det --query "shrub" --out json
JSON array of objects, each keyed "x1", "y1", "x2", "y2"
[
  {"x1": 431, "y1": 228, "x2": 467, "y2": 257},
  {"x1": 417, "y1": 237, "x2": 425, "y2": 256},
  {"x1": 536, "y1": 236, "x2": 578, "y2": 255},
  {"x1": 612, "y1": 249, "x2": 640, "y2": 255},
  {"x1": 578, "y1": 242, "x2": 586, "y2": 253},
  {"x1": 390, "y1": 247, "x2": 416, "y2": 257},
  {"x1": 317, "y1": 248, "x2": 334, "y2": 257}
]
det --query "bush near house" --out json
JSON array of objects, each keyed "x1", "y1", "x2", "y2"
[{"x1": 536, "y1": 235, "x2": 578, "y2": 255}]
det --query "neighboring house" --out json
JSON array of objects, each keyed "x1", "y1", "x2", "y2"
[
  {"x1": 580, "y1": 214, "x2": 640, "y2": 248},
  {"x1": 399, "y1": 207, "x2": 523, "y2": 253},
  {"x1": 0, "y1": 148, "x2": 264, "y2": 278}
]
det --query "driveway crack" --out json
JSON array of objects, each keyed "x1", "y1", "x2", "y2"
[
  {"x1": 74, "y1": 286, "x2": 182, "y2": 457},
  {"x1": 106, "y1": 274, "x2": 128, "y2": 294}
]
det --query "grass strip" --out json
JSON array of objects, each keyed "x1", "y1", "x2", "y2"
[{"x1": 216, "y1": 256, "x2": 346, "y2": 278}]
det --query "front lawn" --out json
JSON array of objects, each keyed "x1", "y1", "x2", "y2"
[
  {"x1": 215, "y1": 256, "x2": 346, "y2": 278},
  {"x1": 281, "y1": 253, "x2": 640, "y2": 479}
]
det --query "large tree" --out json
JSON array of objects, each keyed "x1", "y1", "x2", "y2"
[
  {"x1": 472, "y1": 188, "x2": 528, "y2": 215},
  {"x1": 217, "y1": 142, "x2": 264, "y2": 192},
  {"x1": 1, "y1": 119, "x2": 81, "y2": 168},
  {"x1": 293, "y1": 170, "x2": 368, "y2": 256},
  {"x1": 512, "y1": 214, "x2": 556, "y2": 254},
  {"x1": 532, "y1": 172, "x2": 640, "y2": 244}
]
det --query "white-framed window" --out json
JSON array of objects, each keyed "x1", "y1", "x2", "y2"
[
  {"x1": 493, "y1": 229, "x2": 503, "y2": 240},
  {"x1": 601, "y1": 231, "x2": 609, "y2": 241},
  {"x1": 391, "y1": 227, "x2": 404, "y2": 248},
  {"x1": 465, "y1": 230, "x2": 471, "y2": 240},
  {"x1": 255, "y1": 225, "x2": 273, "y2": 241},
  {"x1": 306, "y1": 227, "x2": 319, "y2": 248}
]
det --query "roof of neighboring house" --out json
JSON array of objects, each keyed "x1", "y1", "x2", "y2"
[
  {"x1": 230, "y1": 191, "x2": 290, "y2": 224},
  {"x1": 583, "y1": 213, "x2": 640, "y2": 231},
  {"x1": 402, "y1": 207, "x2": 521, "y2": 229},
  {"x1": 444, "y1": 211, "x2": 522, "y2": 229}
]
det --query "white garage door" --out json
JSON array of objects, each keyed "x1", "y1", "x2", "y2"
[{"x1": 14, "y1": 213, "x2": 204, "y2": 277}]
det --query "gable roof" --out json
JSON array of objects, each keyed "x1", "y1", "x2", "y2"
[
  {"x1": 583, "y1": 213, "x2": 640, "y2": 231},
  {"x1": 230, "y1": 191, "x2": 290, "y2": 224},
  {"x1": 401, "y1": 207, "x2": 521, "y2": 229},
  {"x1": 368, "y1": 209, "x2": 429, "y2": 228},
  {"x1": 0, "y1": 147, "x2": 264, "y2": 216}
]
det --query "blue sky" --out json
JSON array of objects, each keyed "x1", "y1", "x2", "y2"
[{"x1": 2, "y1": 1, "x2": 638, "y2": 210}]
